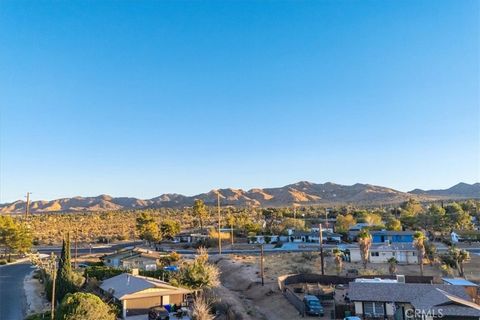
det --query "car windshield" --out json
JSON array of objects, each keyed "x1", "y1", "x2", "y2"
[{"x1": 308, "y1": 300, "x2": 320, "y2": 306}]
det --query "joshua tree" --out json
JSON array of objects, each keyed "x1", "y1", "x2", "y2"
[
  {"x1": 448, "y1": 247, "x2": 470, "y2": 278},
  {"x1": 333, "y1": 249, "x2": 344, "y2": 275},
  {"x1": 358, "y1": 229, "x2": 372, "y2": 269},
  {"x1": 193, "y1": 199, "x2": 209, "y2": 231},
  {"x1": 387, "y1": 257, "x2": 398, "y2": 275},
  {"x1": 413, "y1": 231, "x2": 426, "y2": 276}
]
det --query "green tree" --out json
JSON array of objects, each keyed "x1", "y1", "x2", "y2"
[
  {"x1": 364, "y1": 213, "x2": 383, "y2": 226},
  {"x1": 358, "y1": 229, "x2": 372, "y2": 269},
  {"x1": 56, "y1": 234, "x2": 84, "y2": 302},
  {"x1": 335, "y1": 214, "x2": 356, "y2": 233},
  {"x1": 160, "y1": 219, "x2": 181, "y2": 240},
  {"x1": 413, "y1": 231, "x2": 426, "y2": 276},
  {"x1": 56, "y1": 292, "x2": 115, "y2": 320},
  {"x1": 385, "y1": 218, "x2": 402, "y2": 231},
  {"x1": 446, "y1": 203, "x2": 473, "y2": 230},
  {"x1": 193, "y1": 200, "x2": 209, "y2": 231},
  {"x1": 136, "y1": 212, "x2": 161, "y2": 244},
  {"x1": 173, "y1": 247, "x2": 220, "y2": 290},
  {"x1": 0, "y1": 216, "x2": 33, "y2": 260}
]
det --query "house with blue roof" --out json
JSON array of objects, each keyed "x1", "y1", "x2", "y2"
[{"x1": 370, "y1": 230, "x2": 416, "y2": 244}]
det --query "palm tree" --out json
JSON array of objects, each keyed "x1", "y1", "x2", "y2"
[
  {"x1": 387, "y1": 257, "x2": 398, "y2": 275},
  {"x1": 332, "y1": 249, "x2": 344, "y2": 275},
  {"x1": 357, "y1": 229, "x2": 372, "y2": 269},
  {"x1": 448, "y1": 247, "x2": 470, "y2": 278},
  {"x1": 413, "y1": 231, "x2": 426, "y2": 276}
]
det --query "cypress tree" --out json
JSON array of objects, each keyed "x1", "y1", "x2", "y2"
[{"x1": 56, "y1": 232, "x2": 76, "y2": 302}]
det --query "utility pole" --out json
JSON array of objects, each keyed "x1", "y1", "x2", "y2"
[
  {"x1": 25, "y1": 192, "x2": 31, "y2": 221},
  {"x1": 50, "y1": 253, "x2": 57, "y2": 320},
  {"x1": 325, "y1": 208, "x2": 328, "y2": 230},
  {"x1": 319, "y1": 223, "x2": 325, "y2": 275},
  {"x1": 74, "y1": 229, "x2": 78, "y2": 269},
  {"x1": 230, "y1": 216, "x2": 234, "y2": 249},
  {"x1": 260, "y1": 244, "x2": 265, "y2": 286},
  {"x1": 217, "y1": 192, "x2": 222, "y2": 255}
]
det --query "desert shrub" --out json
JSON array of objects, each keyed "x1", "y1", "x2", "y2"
[
  {"x1": 84, "y1": 266, "x2": 123, "y2": 280},
  {"x1": 0, "y1": 259, "x2": 7, "y2": 265}
]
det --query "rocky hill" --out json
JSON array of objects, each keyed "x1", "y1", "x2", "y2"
[
  {"x1": 409, "y1": 182, "x2": 480, "y2": 199},
  {"x1": 1, "y1": 181, "x2": 478, "y2": 214}
]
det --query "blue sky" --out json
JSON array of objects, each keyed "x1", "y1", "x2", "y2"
[{"x1": 1, "y1": 0, "x2": 478, "y2": 203}]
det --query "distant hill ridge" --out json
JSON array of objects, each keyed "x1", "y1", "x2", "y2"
[{"x1": 1, "y1": 181, "x2": 479, "y2": 214}]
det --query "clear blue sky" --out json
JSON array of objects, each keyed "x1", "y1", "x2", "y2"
[{"x1": 1, "y1": 0, "x2": 479, "y2": 203}]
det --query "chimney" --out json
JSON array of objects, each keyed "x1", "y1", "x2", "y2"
[{"x1": 131, "y1": 268, "x2": 139, "y2": 276}]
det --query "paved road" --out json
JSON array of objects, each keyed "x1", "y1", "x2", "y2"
[
  {"x1": 0, "y1": 262, "x2": 33, "y2": 320},
  {"x1": 35, "y1": 240, "x2": 143, "y2": 256}
]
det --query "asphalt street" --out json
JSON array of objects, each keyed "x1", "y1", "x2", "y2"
[{"x1": 0, "y1": 262, "x2": 32, "y2": 320}]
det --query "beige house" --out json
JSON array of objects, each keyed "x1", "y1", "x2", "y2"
[
  {"x1": 100, "y1": 271, "x2": 192, "y2": 319},
  {"x1": 102, "y1": 248, "x2": 164, "y2": 271},
  {"x1": 350, "y1": 243, "x2": 418, "y2": 264}
]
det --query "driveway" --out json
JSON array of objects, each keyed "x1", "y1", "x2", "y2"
[{"x1": 0, "y1": 261, "x2": 33, "y2": 320}]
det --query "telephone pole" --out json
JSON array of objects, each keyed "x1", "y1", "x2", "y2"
[
  {"x1": 25, "y1": 192, "x2": 31, "y2": 221},
  {"x1": 50, "y1": 253, "x2": 57, "y2": 320},
  {"x1": 260, "y1": 244, "x2": 265, "y2": 286},
  {"x1": 217, "y1": 192, "x2": 222, "y2": 255},
  {"x1": 74, "y1": 229, "x2": 78, "y2": 269},
  {"x1": 319, "y1": 223, "x2": 324, "y2": 275}
]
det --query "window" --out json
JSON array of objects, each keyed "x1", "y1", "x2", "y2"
[
  {"x1": 363, "y1": 302, "x2": 385, "y2": 316},
  {"x1": 371, "y1": 252, "x2": 380, "y2": 257}
]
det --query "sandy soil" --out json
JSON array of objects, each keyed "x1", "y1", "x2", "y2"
[{"x1": 24, "y1": 270, "x2": 50, "y2": 316}]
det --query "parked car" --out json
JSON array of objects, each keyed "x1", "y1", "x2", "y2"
[
  {"x1": 303, "y1": 295, "x2": 324, "y2": 316},
  {"x1": 344, "y1": 317, "x2": 361, "y2": 320},
  {"x1": 148, "y1": 306, "x2": 170, "y2": 320}
]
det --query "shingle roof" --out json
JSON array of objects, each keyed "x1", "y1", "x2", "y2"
[
  {"x1": 348, "y1": 282, "x2": 480, "y2": 316},
  {"x1": 348, "y1": 282, "x2": 469, "y2": 303},
  {"x1": 411, "y1": 288, "x2": 480, "y2": 317}
]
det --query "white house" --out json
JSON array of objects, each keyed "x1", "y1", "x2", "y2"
[{"x1": 349, "y1": 243, "x2": 418, "y2": 264}]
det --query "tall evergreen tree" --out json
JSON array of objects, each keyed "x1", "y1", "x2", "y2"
[{"x1": 56, "y1": 233, "x2": 76, "y2": 302}]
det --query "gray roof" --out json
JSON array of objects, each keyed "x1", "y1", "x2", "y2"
[
  {"x1": 100, "y1": 273, "x2": 190, "y2": 300},
  {"x1": 411, "y1": 288, "x2": 480, "y2": 317},
  {"x1": 348, "y1": 282, "x2": 470, "y2": 303},
  {"x1": 348, "y1": 282, "x2": 480, "y2": 316}
]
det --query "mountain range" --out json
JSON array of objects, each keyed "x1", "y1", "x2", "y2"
[{"x1": 1, "y1": 181, "x2": 479, "y2": 214}]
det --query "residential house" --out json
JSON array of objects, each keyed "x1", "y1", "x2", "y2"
[
  {"x1": 371, "y1": 230, "x2": 416, "y2": 244},
  {"x1": 248, "y1": 234, "x2": 280, "y2": 244},
  {"x1": 173, "y1": 232, "x2": 209, "y2": 243},
  {"x1": 100, "y1": 271, "x2": 192, "y2": 319},
  {"x1": 350, "y1": 243, "x2": 418, "y2": 264},
  {"x1": 348, "y1": 281, "x2": 480, "y2": 320},
  {"x1": 102, "y1": 248, "x2": 163, "y2": 271},
  {"x1": 286, "y1": 229, "x2": 342, "y2": 244},
  {"x1": 348, "y1": 223, "x2": 379, "y2": 241}
]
